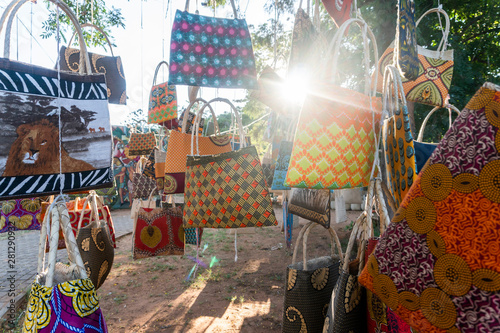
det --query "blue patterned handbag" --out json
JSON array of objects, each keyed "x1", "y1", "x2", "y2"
[{"x1": 168, "y1": 2, "x2": 257, "y2": 89}]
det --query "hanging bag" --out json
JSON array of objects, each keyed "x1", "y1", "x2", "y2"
[
  {"x1": 321, "y1": 0, "x2": 352, "y2": 27},
  {"x1": 128, "y1": 131, "x2": 157, "y2": 156},
  {"x1": 60, "y1": 23, "x2": 127, "y2": 105},
  {"x1": 133, "y1": 197, "x2": 184, "y2": 259},
  {"x1": 148, "y1": 61, "x2": 178, "y2": 127},
  {"x1": 283, "y1": 222, "x2": 343, "y2": 333},
  {"x1": 24, "y1": 199, "x2": 108, "y2": 332},
  {"x1": 168, "y1": 0, "x2": 257, "y2": 89},
  {"x1": 323, "y1": 185, "x2": 370, "y2": 333},
  {"x1": 0, "y1": 0, "x2": 113, "y2": 199},
  {"x1": 132, "y1": 157, "x2": 159, "y2": 199},
  {"x1": 395, "y1": 0, "x2": 419, "y2": 81},
  {"x1": 414, "y1": 104, "x2": 460, "y2": 173},
  {"x1": 183, "y1": 98, "x2": 277, "y2": 229},
  {"x1": 381, "y1": 65, "x2": 416, "y2": 208},
  {"x1": 288, "y1": 188, "x2": 331, "y2": 229},
  {"x1": 285, "y1": 18, "x2": 382, "y2": 190},
  {"x1": 359, "y1": 82, "x2": 500, "y2": 332},
  {"x1": 164, "y1": 98, "x2": 230, "y2": 194},
  {"x1": 75, "y1": 192, "x2": 114, "y2": 290},
  {"x1": 376, "y1": 8, "x2": 454, "y2": 107}
]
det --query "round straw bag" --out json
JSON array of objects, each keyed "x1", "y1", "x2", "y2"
[
  {"x1": 283, "y1": 222, "x2": 343, "y2": 333},
  {"x1": 75, "y1": 191, "x2": 114, "y2": 289}
]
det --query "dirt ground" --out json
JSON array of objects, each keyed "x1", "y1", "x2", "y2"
[{"x1": 98, "y1": 207, "x2": 361, "y2": 333}]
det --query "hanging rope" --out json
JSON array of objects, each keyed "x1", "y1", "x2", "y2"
[{"x1": 55, "y1": 0, "x2": 64, "y2": 195}]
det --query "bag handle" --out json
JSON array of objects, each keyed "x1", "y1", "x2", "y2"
[
  {"x1": 328, "y1": 18, "x2": 379, "y2": 96},
  {"x1": 152, "y1": 61, "x2": 170, "y2": 86},
  {"x1": 191, "y1": 97, "x2": 245, "y2": 156},
  {"x1": 77, "y1": 191, "x2": 103, "y2": 230},
  {"x1": 67, "y1": 23, "x2": 115, "y2": 56},
  {"x1": 0, "y1": 0, "x2": 92, "y2": 74},
  {"x1": 38, "y1": 198, "x2": 88, "y2": 287},
  {"x1": 416, "y1": 104, "x2": 460, "y2": 142},
  {"x1": 415, "y1": 8, "x2": 451, "y2": 56},
  {"x1": 185, "y1": 0, "x2": 238, "y2": 18},
  {"x1": 292, "y1": 222, "x2": 344, "y2": 270},
  {"x1": 181, "y1": 98, "x2": 220, "y2": 134},
  {"x1": 382, "y1": 65, "x2": 408, "y2": 119}
]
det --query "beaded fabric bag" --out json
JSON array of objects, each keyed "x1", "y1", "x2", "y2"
[{"x1": 359, "y1": 82, "x2": 500, "y2": 332}]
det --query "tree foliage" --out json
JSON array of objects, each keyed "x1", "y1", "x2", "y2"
[{"x1": 41, "y1": 0, "x2": 125, "y2": 50}]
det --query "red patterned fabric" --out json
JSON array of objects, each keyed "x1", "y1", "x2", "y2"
[{"x1": 133, "y1": 206, "x2": 184, "y2": 259}]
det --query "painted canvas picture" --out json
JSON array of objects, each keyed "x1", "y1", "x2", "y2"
[{"x1": 0, "y1": 58, "x2": 113, "y2": 199}]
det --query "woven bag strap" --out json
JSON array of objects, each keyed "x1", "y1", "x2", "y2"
[
  {"x1": 191, "y1": 97, "x2": 245, "y2": 155},
  {"x1": 415, "y1": 8, "x2": 451, "y2": 56},
  {"x1": 185, "y1": 0, "x2": 238, "y2": 17},
  {"x1": 300, "y1": 223, "x2": 344, "y2": 270},
  {"x1": 180, "y1": 98, "x2": 220, "y2": 134},
  {"x1": 416, "y1": 104, "x2": 460, "y2": 142},
  {"x1": 0, "y1": 0, "x2": 91, "y2": 74},
  {"x1": 67, "y1": 23, "x2": 115, "y2": 56},
  {"x1": 152, "y1": 61, "x2": 170, "y2": 86},
  {"x1": 327, "y1": 18, "x2": 379, "y2": 96}
]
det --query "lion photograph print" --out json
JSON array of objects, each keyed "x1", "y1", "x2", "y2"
[{"x1": 0, "y1": 58, "x2": 113, "y2": 199}]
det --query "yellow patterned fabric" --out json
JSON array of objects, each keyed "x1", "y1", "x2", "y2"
[
  {"x1": 284, "y1": 85, "x2": 382, "y2": 189},
  {"x1": 383, "y1": 104, "x2": 416, "y2": 208},
  {"x1": 57, "y1": 279, "x2": 99, "y2": 317},
  {"x1": 24, "y1": 282, "x2": 52, "y2": 332}
]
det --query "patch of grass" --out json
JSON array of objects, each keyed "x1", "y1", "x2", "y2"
[
  {"x1": 113, "y1": 295, "x2": 127, "y2": 305},
  {"x1": 344, "y1": 220, "x2": 355, "y2": 231},
  {"x1": 238, "y1": 296, "x2": 245, "y2": 304},
  {"x1": 151, "y1": 276, "x2": 159, "y2": 281},
  {"x1": 269, "y1": 273, "x2": 283, "y2": 281}
]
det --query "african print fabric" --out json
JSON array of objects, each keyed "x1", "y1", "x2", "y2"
[
  {"x1": 285, "y1": 84, "x2": 382, "y2": 189},
  {"x1": 23, "y1": 278, "x2": 107, "y2": 333},
  {"x1": 183, "y1": 146, "x2": 277, "y2": 228},
  {"x1": 148, "y1": 82, "x2": 177, "y2": 125},
  {"x1": 271, "y1": 141, "x2": 293, "y2": 190},
  {"x1": 133, "y1": 206, "x2": 184, "y2": 259},
  {"x1": 383, "y1": 104, "x2": 416, "y2": 208},
  {"x1": 397, "y1": 0, "x2": 419, "y2": 81},
  {"x1": 359, "y1": 82, "x2": 500, "y2": 332},
  {"x1": 0, "y1": 198, "x2": 41, "y2": 232},
  {"x1": 321, "y1": 0, "x2": 352, "y2": 27},
  {"x1": 169, "y1": 10, "x2": 257, "y2": 89},
  {"x1": 375, "y1": 43, "x2": 454, "y2": 107}
]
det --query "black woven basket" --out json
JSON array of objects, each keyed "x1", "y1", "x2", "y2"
[{"x1": 282, "y1": 222, "x2": 343, "y2": 333}]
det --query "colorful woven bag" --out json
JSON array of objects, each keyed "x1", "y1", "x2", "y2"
[
  {"x1": 359, "y1": 82, "x2": 500, "y2": 332},
  {"x1": 270, "y1": 141, "x2": 293, "y2": 190},
  {"x1": 164, "y1": 99, "x2": 230, "y2": 194},
  {"x1": 148, "y1": 61, "x2": 178, "y2": 127},
  {"x1": 128, "y1": 132, "x2": 157, "y2": 156},
  {"x1": 285, "y1": 19, "x2": 382, "y2": 190},
  {"x1": 183, "y1": 99, "x2": 277, "y2": 228},
  {"x1": 0, "y1": 198, "x2": 42, "y2": 232},
  {"x1": 396, "y1": 0, "x2": 419, "y2": 81},
  {"x1": 382, "y1": 66, "x2": 416, "y2": 208},
  {"x1": 168, "y1": 0, "x2": 257, "y2": 89},
  {"x1": 25, "y1": 199, "x2": 108, "y2": 333},
  {"x1": 375, "y1": 8, "x2": 454, "y2": 107},
  {"x1": 414, "y1": 104, "x2": 460, "y2": 173}
]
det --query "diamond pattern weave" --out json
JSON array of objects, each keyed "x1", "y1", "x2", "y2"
[
  {"x1": 183, "y1": 146, "x2": 277, "y2": 228},
  {"x1": 285, "y1": 84, "x2": 382, "y2": 189}
]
